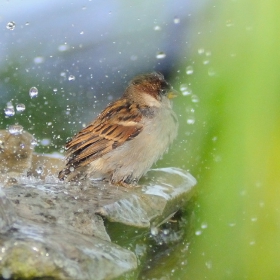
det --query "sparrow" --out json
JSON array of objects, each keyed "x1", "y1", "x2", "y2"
[{"x1": 58, "y1": 72, "x2": 178, "y2": 187}]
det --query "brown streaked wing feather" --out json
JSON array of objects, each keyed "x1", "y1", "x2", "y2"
[{"x1": 65, "y1": 99, "x2": 144, "y2": 167}]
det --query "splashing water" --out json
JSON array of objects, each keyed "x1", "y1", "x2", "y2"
[
  {"x1": 8, "y1": 125, "x2": 23, "y2": 135},
  {"x1": 6, "y1": 21, "x2": 16, "y2": 30},
  {"x1": 29, "y1": 87, "x2": 38, "y2": 98}
]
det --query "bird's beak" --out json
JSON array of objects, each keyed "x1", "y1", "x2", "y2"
[{"x1": 167, "y1": 89, "x2": 178, "y2": 99}]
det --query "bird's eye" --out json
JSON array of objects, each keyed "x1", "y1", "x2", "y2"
[
  {"x1": 159, "y1": 82, "x2": 171, "y2": 96},
  {"x1": 159, "y1": 88, "x2": 167, "y2": 96}
]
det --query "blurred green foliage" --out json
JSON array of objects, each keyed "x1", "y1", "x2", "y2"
[{"x1": 171, "y1": 1, "x2": 280, "y2": 279}]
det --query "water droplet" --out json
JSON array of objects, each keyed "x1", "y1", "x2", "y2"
[
  {"x1": 201, "y1": 222, "x2": 208, "y2": 229},
  {"x1": 33, "y1": 56, "x2": 44, "y2": 64},
  {"x1": 154, "y1": 25, "x2": 161, "y2": 31},
  {"x1": 68, "y1": 75, "x2": 75, "y2": 81},
  {"x1": 69, "y1": 166, "x2": 75, "y2": 172},
  {"x1": 53, "y1": 88, "x2": 58, "y2": 93},
  {"x1": 16, "y1": 104, "x2": 26, "y2": 112},
  {"x1": 195, "y1": 230, "x2": 202, "y2": 236},
  {"x1": 198, "y1": 48, "x2": 205, "y2": 55},
  {"x1": 205, "y1": 261, "x2": 212, "y2": 269},
  {"x1": 191, "y1": 94, "x2": 200, "y2": 103},
  {"x1": 8, "y1": 125, "x2": 23, "y2": 135},
  {"x1": 186, "y1": 65, "x2": 194, "y2": 75},
  {"x1": 180, "y1": 84, "x2": 192, "y2": 96},
  {"x1": 40, "y1": 139, "x2": 51, "y2": 146},
  {"x1": 36, "y1": 167, "x2": 43, "y2": 174},
  {"x1": 29, "y1": 87, "x2": 38, "y2": 98},
  {"x1": 31, "y1": 139, "x2": 38, "y2": 147},
  {"x1": 173, "y1": 17, "x2": 180, "y2": 24},
  {"x1": 187, "y1": 117, "x2": 195, "y2": 124},
  {"x1": 205, "y1": 51, "x2": 212, "y2": 57},
  {"x1": 6, "y1": 101, "x2": 13, "y2": 109},
  {"x1": 182, "y1": 90, "x2": 192, "y2": 96},
  {"x1": 156, "y1": 52, "x2": 166, "y2": 59},
  {"x1": 186, "y1": 107, "x2": 195, "y2": 113},
  {"x1": 180, "y1": 84, "x2": 187, "y2": 91},
  {"x1": 5, "y1": 102, "x2": 15, "y2": 116},
  {"x1": 58, "y1": 45, "x2": 70, "y2": 52},
  {"x1": 150, "y1": 226, "x2": 159, "y2": 236},
  {"x1": 203, "y1": 60, "x2": 210, "y2": 65},
  {"x1": 163, "y1": 229, "x2": 170, "y2": 235},
  {"x1": 6, "y1": 21, "x2": 16, "y2": 30},
  {"x1": 4, "y1": 107, "x2": 15, "y2": 117}
]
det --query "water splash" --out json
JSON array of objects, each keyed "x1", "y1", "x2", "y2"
[
  {"x1": 156, "y1": 52, "x2": 166, "y2": 59},
  {"x1": 173, "y1": 17, "x2": 180, "y2": 24},
  {"x1": 8, "y1": 125, "x2": 23, "y2": 135},
  {"x1": 154, "y1": 25, "x2": 161, "y2": 31},
  {"x1": 16, "y1": 104, "x2": 26, "y2": 112},
  {"x1": 4, "y1": 108, "x2": 15, "y2": 117},
  {"x1": 6, "y1": 21, "x2": 16, "y2": 30},
  {"x1": 186, "y1": 65, "x2": 194, "y2": 75},
  {"x1": 180, "y1": 84, "x2": 192, "y2": 96},
  {"x1": 68, "y1": 75, "x2": 75, "y2": 81},
  {"x1": 29, "y1": 87, "x2": 38, "y2": 98}
]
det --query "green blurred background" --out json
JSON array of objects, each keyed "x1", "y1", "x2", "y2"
[
  {"x1": 1, "y1": 0, "x2": 280, "y2": 279},
  {"x1": 173, "y1": 1, "x2": 280, "y2": 279}
]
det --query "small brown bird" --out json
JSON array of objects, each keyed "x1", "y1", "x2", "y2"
[{"x1": 58, "y1": 72, "x2": 178, "y2": 187}]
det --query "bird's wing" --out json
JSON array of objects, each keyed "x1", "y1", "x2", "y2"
[{"x1": 65, "y1": 99, "x2": 144, "y2": 168}]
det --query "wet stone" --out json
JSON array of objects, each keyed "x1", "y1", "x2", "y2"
[
  {"x1": 0, "y1": 221, "x2": 137, "y2": 280},
  {"x1": 96, "y1": 168, "x2": 196, "y2": 227},
  {"x1": 0, "y1": 189, "x2": 17, "y2": 234},
  {"x1": 4, "y1": 182, "x2": 111, "y2": 242},
  {"x1": 0, "y1": 128, "x2": 197, "y2": 279}
]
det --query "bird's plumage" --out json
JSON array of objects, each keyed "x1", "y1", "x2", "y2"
[{"x1": 58, "y1": 72, "x2": 178, "y2": 186}]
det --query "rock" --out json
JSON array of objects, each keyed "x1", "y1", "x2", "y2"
[
  {"x1": 0, "y1": 189, "x2": 17, "y2": 234},
  {"x1": 4, "y1": 182, "x2": 110, "y2": 242},
  {"x1": 96, "y1": 168, "x2": 196, "y2": 228},
  {"x1": 0, "y1": 128, "x2": 197, "y2": 279},
  {"x1": 0, "y1": 219, "x2": 137, "y2": 280}
]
